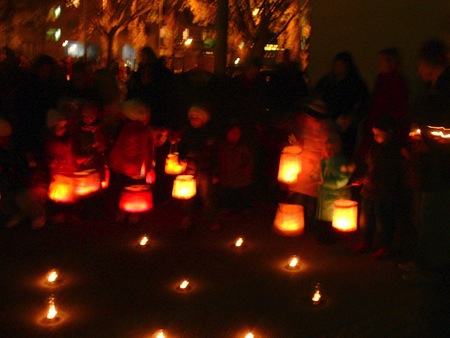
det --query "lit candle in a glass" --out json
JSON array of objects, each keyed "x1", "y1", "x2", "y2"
[
  {"x1": 139, "y1": 235, "x2": 149, "y2": 247},
  {"x1": 235, "y1": 237, "x2": 244, "y2": 248},
  {"x1": 179, "y1": 280, "x2": 189, "y2": 290},
  {"x1": 312, "y1": 284, "x2": 322, "y2": 305},
  {"x1": 154, "y1": 329, "x2": 166, "y2": 338},
  {"x1": 287, "y1": 255, "x2": 300, "y2": 270},
  {"x1": 46, "y1": 296, "x2": 58, "y2": 320},
  {"x1": 46, "y1": 269, "x2": 59, "y2": 284}
]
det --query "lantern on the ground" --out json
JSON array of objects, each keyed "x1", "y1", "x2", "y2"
[
  {"x1": 277, "y1": 145, "x2": 302, "y2": 184},
  {"x1": 119, "y1": 185, "x2": 153, "y2": 213},
  {"x1": 273, "y1": 203, "x2": 304, "y2": 236},
  {"x1": 172, "y1": 175, "x2": 196, "y2": 199},
  {"x1": 72, "y1": 170, "x2": 101, "y2": 197},
  {"x1": 48, "y1": 174, "x2": 76, "y2": 203},
  {"x1": 332, "y1": 199, "x2": 358, "y2": 232},
  {"x1": 165, "y1": 153, "x2": 187, "y2": 175}
]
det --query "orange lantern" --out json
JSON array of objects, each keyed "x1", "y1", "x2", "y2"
[
  {"x1": 332, "y1": 199, "x2": 358, "y2": 232},
  {"x1": 277, "y1": 145, "x2": 302, "y2": 184},
  {"x1": 72, "y1": 170, "x2": 101, "y2": 197},
  {"x1": 273, "y1": 203, "x2": 305, "y2": 236},
  {"x1": 119, "y1": 185, "x2": 153, "y2": 213},
  {"x1": 172, "y1": 175, "x2": 196, "y2": 199},
  {"x1": 165, "y1": 153, "x2": 187, "y2": 175},
  {"x1": 48, "y1": 174, "x2": 76, "y2": 203}
]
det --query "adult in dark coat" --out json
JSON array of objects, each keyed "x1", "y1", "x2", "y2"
[
  {"x1": 357, "y1": 48, "x2": 410, "y2": 159},
  {"x1": 401, "y1": 39, "x2": 450, "y2": 284},
  {"x1": 314, "y1": 52, "x2": 369, "y2": 159}
]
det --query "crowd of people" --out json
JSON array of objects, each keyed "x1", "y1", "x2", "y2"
[{"x1": 0, "y1": 39, "x2": 449, "y2": 284}]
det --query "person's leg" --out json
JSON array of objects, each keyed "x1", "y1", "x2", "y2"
[
  {"x1": 354, "y1": 197, "x2": 376, "y2": 252},
  {"x1": 372, "y1": 199, "x2": 396, "y2": 258}
]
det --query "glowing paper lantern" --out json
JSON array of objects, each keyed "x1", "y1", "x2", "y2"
[
  {"x1": 165, "y1": 153, "x2": 187, "y2": 175},
  {"x1": 172, "y1": 175, "x2": 196, "y2": 199},
  {"x1": 273, "y1": 203, "x2": 304, "y2": 236},
  {"x1": 72, "y1": 170, "x2": 101, "y2": 197},
  {"x1": 277, "y1": 145, "x2": 302, "y2": 184},
  {"x1": 119, "y1": 185, "x2": 153, "y2": 213},
  {"x1": 332, "y1": 199, "x2": 358, "y2": 232},
  {"x1": 48, "y1": 174, "x2": 76, "y2": 203}
]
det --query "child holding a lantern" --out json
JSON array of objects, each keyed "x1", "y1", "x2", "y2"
[
  {"x1": 177, "y1": 105, "x2": 219, "y2": 231},
  {"x1": 214, "y1": 122, "x2": 255, "y2": 214},
  {"x1": 353, "y1": 117, "x2": 407, "y2": 258},
  {"x1": 314, "y1": 132, "x2": 354, "y2": 243},
  {"x1": 108, "y1": 100, "x2": 155, "y2": 220}
]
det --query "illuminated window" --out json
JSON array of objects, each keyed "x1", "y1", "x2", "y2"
[
  {"x1": 46, "y1": 28, "x2": 62, "y2": 42},
  {"x1": 48, "y1": 6, "x2": 61, "y2": 21},
  {"x1": 66, "y1": 0, "x2": 80, "y2": 8}
]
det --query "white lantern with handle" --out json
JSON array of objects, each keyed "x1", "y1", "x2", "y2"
[
  {"x1": 332, "y1": 199, "x2": 358, "y2": 232},
  {"x1": 273, "y1": 203, "x2": 305, "y2": 236},
  {"x1": 277, "y1": 145, "x2": 302, "y2": 184},
  {"x1": 172, "y1": 175, "x2": 196, "y2": 199},
  {"x1": 165, "y1": 153, "x2": 187, "y2": 175}
]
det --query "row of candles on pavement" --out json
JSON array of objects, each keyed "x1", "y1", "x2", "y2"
[{"x1": 37, "y1": 234, "x2": 323, "y2": 336}]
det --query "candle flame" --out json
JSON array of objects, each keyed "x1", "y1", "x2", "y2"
[
  {"x1": 179, "y1": 280, "x2": 189, "y2": 289},
  {"x1": 312, "y1": 290, "x2": 322, "y2": 304},
  {"x1": 235, "y1": 237, "x2": 244, "y2": 247},
  {"x1": 139, "y1": 235, "x2": 149, "y2": 246},
  {"x1": 154, "y1": 330, "x2": 166, "y2": 338},
  {"x1": 245, "y1": 333, "x2": 255, "y2": 338},
  {"x1": 47, "y1": 269, "x2": 58, "y2": 283},
  {"x1": 288, "y1": 256, "x2": 299, "y2": 268},
  {"x1": 47, "y1": 297, "x2": 58, "y2": 319},
  {"x1": 140, "y1": 162, "x2": 146, "y2": 179}
]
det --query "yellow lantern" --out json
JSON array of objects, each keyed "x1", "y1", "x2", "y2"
[
  {"x1": 273, "y1": 203, "x2": 305, "y2": 236},
  {"x1": 172, "y1": 175, "x2": 196, "y2": 199},
  {"x1": 48, "y1": 174, "x2": 76, "y2": 203},
  {"x1": 332, "y1": 199, "x2": 358, "y2": 232},
  {"x1": 277, "y1": 145, "x2": 302, "y2": 184},
  {"x1": 165, "y1": 153, "x2": 187, "y2": 175},
  {"x1": 72, "y1": 170, "x2": 101, "y2": 197},
  {"x1": 119, "y1": 185, "x2": 153, "y2": 213}
]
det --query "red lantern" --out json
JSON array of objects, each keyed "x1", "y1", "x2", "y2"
[
  {"x1": 119, "y1": 185, "x2": 153, "y2": 213},
  {"x1": 48, "y1": 174, "x2": 76, "y2": 203},
  {"x1": 332, "y1": 199, "x2": 358, "y2": 232},
  {"x1": 172, "y1": 175, "x2": 196, "y2": 199},
  {"x1": 277, "y1": 145, "x2": 302, "y2": 184},
  {"x1": 273, "y1": 203, "x2": 305, "y2": 236}
]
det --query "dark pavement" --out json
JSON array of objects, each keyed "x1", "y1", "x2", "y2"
[{"x1": 1, "y1": 195, "x2": 449, "y2": 338}]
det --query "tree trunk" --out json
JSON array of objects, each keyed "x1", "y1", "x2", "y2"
[{"x1": 214, "y1": 0, "x2": 228, "y2": 77}]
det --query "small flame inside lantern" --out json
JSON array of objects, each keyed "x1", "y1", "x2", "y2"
[
  {"x1": 46, "y1": 269, "x2": 59, "y2": 284},
  {"x1": 235, "y1": 237, "x2": 244, "y2": 248},
  {"x1": 245, "y1": 333, "x2": 255, "y2": 338},
  {"x1": 139, "y1": 235, "x2": 149, "y2": 246},
  {"x1": 287, "y1": 255, "x2": 300, "y2": 270},
  {"x1": 46, "y1": 296, "x2": 58, "y2": 320}
]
